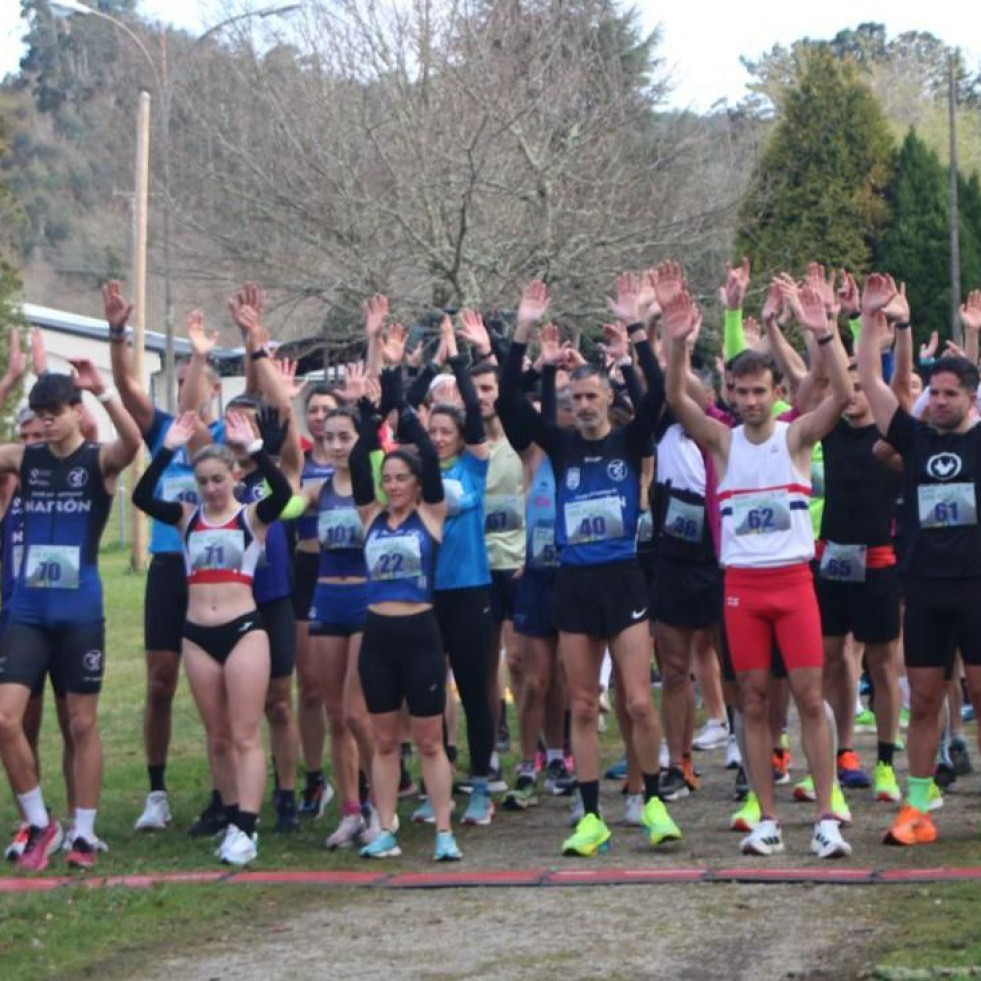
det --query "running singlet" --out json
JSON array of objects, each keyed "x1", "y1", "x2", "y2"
[
  {"x1": 718, "y1": 422, "x2": 814, "y2": 569},
  {"x1": 525, "y1": 457, "x2": 559, "y2": 570},
  {"x1": 435, "y1": 452, "x2": 491, "y2": 590},
  {"x1": 484, "y1": 437, "x2": 525, "y2": 570},
  {"x1": 184, "y1": 506, "x2": 263, "y2": 586},
  {"x1": 145, "y1": 409, "x2": 224, "y2": 555},
  {"x1": 885, "y1": 408, "x2": 981, "y2": 578},
  {"x1": 240, "y1": 470, "x2": 291, "y2": 602},
  {"x1": 297, "y1": 450, "x2": 334, "y2": 541},
  {"x1": 10, "y1": 442, "x2": 112, "y2": 625},
  {"x1": 316, "y1": 476, "x2": 366, "y2": 578},
  {"x1": 0, "y1": 491, "x2": 24, "y2": 610},
  {"x1": 365, "y1": 511, "x2": 437, "y2": 605}
]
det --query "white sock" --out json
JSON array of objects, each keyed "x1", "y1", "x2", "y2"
[
  {"x1": 546, "y1": 748, "x2": 564, "y2": 764},
  {"x1": 899, "y1": 676, "x2": 910, "y2": 710},
  {"x1": 490, "y1": 752, "x2": 500, "y2": 771},
  {"x1": 17, "y1": 786, "x2": 49, "y2": 828},
  {"x1": 74, "y1": 808, "x2": 97, "y2": 843}
]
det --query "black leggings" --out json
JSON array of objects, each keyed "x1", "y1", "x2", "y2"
[{"x1": 434, "y1": 585, "x2": 493, "y2": 777}]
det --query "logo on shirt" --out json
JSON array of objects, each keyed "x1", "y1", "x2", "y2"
[
  {"x1": 566, "y1": 467, "x2": 581, "y2": 491},
  {"x1": 607, "y1": 460, "x2": 627, "y2": 482},
  {"x1": 68, "y1": 467, "x2": 89, "y2": 489},
  {"x1": 926, "y1": 453, "x2": 962, "y2": 481}
]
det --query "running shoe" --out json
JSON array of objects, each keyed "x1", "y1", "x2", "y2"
[
  {"x1": 854, "y1": 708, "x2": 877, "y2": 733},
  {"x1": 433, "y1": 830, "x2": 462, "y2": 862},
  {"x1": 5, "y1": 823, "x2": 29, "y2": 861},
  {"x1": 134, "y1": 791, "x2": 172, "y2": 831},
  {"x1": 62, "y1": 826, "x2": 109, "y2": 854},
  {"x1": 658, "y1": 766, "x2": 690, "y2": 802},
  {"x1": 604, "y1": 756, "x2": 628, "y2": 781},
  {"x1": 188, "y1": 798, "x2": 229, "y2": 838},
  {"x1": 733, "y1": 766, "x2": 749, "y2": 801},
  {"x1": 273, "y1": 792, "x2": 300, "y2": 834},
  {"x1": 299, "y1": 779, "x2": 335, "y2": 818},
  {"x1": 218, "y1": 826, "x2": 258, "y2": 866},
  {"x1": 692, "y1": 718, "x2": 730, "y2": 751},
  {"x1": 496, "y1": 720, "x2": 511, "y2": 755},
  {"x1": 934, "y1": 761, "x2": 957, "y2": 790},
  {"x1": 928, "y1": 782, "x2": 944, "y2": 811},
  {"x1": 15, "y1": 821, "x2": 64, "y2": 872},
  {"x1": 962, "y1": 703, "x2": 975, "y2": 724},
  {"x1": 623, "y1": 793, "x2": 644, "y2": 827},
  {"x1": 837, "y1": 750, "x2": 871, "y2": 789},
  {"x1": 544, "y1": 759, "x2": 575, "y2": 797},
  {"x1": 503, "y1": 774, "x2": 538, "y2": 811},
  {"x1": 680, "y1": 757, "x2": 701, "y2": 792},
  {"x1": 740, "y1": 818, "x2": 783, "y2": 856},
  {"x1": 950, "y1": 737, "x2": 973, "y2": 776},
  {"x1": 811, "y1": 819, "x2": 852, "y2": 859},
  {"x1": 730, "y1": 792, "x2": 761, "y2": 833},
  {"x1": 360, "y1": 829, "x2": 401, "y2": 859},
  {"x1": 66, "y1": 837, "x2": 98, "y2": 871},
  {"x1": 326, "y1": 813, "x2": 367, "y2": 850},
  {"x1": 487, "y1": 767, "x2": 508, "y2": 795},
  {"x1": 831, "y1": 783, "x2": 852, "y2": 824},
  {"x1": 412, "y1": 798, "x2": 435, "y2": 824},
  {"x1": 883, "y1": 805, "x2": 937, "y2": 846},
  {"x1": 641, "y1": 797, "x2": 681, "y2": 846},
  {"x1": 874, "y1": 762, "x2": 902, "y2": 803},
  {"x1": 562, "y1": 813, "x2": 612, "y2": 857},
  {"x1": 725, "y1": 735, "x2": 742, "y2": 770},
  {"x1": 772, "y1": 748, "x2": 791, "y2": 785},
  {"x1": 793, "y1": 776, "x2": 817, "y2": 802},
  {"x1": 462, "y1": 789, "x2": 495, "y2": 827},
  {"x1": 534, "y1": 749, "x2": 547, "y2": 774}
]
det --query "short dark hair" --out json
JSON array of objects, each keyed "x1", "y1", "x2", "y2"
[
  {"x1": 29, "y1": 373, "x2": 81, "y2": 413},
  {"x1": 326, "y1": 405, "x2": 360, "y2": 427},
  {"x1": 226, "y1": 394, "x2": 263, "y2": 413},
  {"x1": 570, "y1": 364, "x2": 610, "y2": 387},
  {"x1": 429, "y1": 402, "x2": 464, "y2": 435},
  {"x1": 383, "y1": 447, "x2": 421, "y2": 479},
  {"x1": 930, "y1": 356, "x2": 979, "y2": 393},
  {"x1": 469, "y1": 363, "x2": 499, "y2": 382},
  {"x1": 728, "y1": 350, "x2": 782, "y2": 385},
  {"x1": 304, "y1": 384, "x2": 338, "y2": 410}
]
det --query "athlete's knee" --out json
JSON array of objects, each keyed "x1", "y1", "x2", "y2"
[
  {"x1": 660, "y1": 657, "x2": 691, "y2": 692},
  {"x1": 343, "y1": 703, "x2": 369, "y2": 735},
  {"x1": 740, "y1": 683, "x2": 769, "y2": 722},
  {"x1": 147, "y1": 670, "x2": 178, "y2": 707},
  {"x1": 264, "y1": 694, "x2": 293, "y2": 729},
  {"x1": 230, "y1": 724, "x2": 263, "y2": 756},
  {"x1": 624, "y1": 689, "x2": 654, "y2": 725},
  {"x1": 67, "y1": 710, "x2": 98, "y2": 745},
  {"x1": 569, "y1": 689, "x2": 599, "y2": 726},
  {"x1": 794, "y1": 686, "x2": 826, "y2": 723},
  {"x1": 521, "y1": 668, "x2": 547, "y2": 705},
  {"x1": 0, "y1": 706, "x2": 24, "y2": 742},
  {"x1": 414, "y1": 729, "x2": 443, "y2": 759},
  {"x1": 910, "y1": 686, "x2": 945, "y2": 720}
]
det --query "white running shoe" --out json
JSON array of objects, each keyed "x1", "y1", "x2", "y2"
[
  {"x1": 810, "y1": 819, "x2": 852, "y2": 859},
  {"x1": 134, "y1": 791, "x2": 172, "y2": 831},
  {"x1": 740, "y1": 818, "x2": 784, "y2": 856},
  {"x1": 62, "y1": 825, "x2": 109, "y2": 853},
  {"x1": 725, "y1": 734, "x2": 742, "y2": 770},
  {"x1": 693, "y1": 719, "x2": 730, "y2": 751},
  {"x1": 623, "y1": 793, "x2": 644, "y2": 827},
  {"x1": 219, "y1": 825, "x2": 258, "y2": 866},
  {"x1": 325, "y1": 813, "x2": 366, "y2": 850}
]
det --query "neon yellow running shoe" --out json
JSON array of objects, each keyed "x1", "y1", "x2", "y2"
[
  {"x1": 928, "y1": 781, "x2": 943, "y2": 812},
  {"x1": 854, "y1": 708, "x2": 877, "y2": 732},
  {"x1": 793, "y1": 775, "x2": 816, "y2": 802},
  {"x1": 831, "y1": 782, "x2": 852, "y2": 824},
  {"x1": 561, "y1": 813, "x2": 612, "y2": 857},
  {"x1": 730, "y1": 791, "x2": 761, "y2": 832},
  {"x1": 642, "y1": 797, "x2": 681, "y2": 846},
  {"x1": 874, "y1": 762, "x2": 901, "y2": 803}
]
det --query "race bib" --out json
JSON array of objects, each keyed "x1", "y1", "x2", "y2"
[
  {"x1": 530, "y1": 525, "x2": 559, "y2": 568},
  {"x1": 366, "y1": 533, "x2": 423, "y2": 581},
  {"x1": 818, "y1": 541, "x2": 867, "y2": 583},
  {"x1": 443, "y1": 478, "x2": 464, "y2": 518},
  {"x1": 485, "y1": 494, "x2": 524, "y2": 534},
  {"x1": 664, "y1": 497, "x2": 704, "y2": 544},
  {"x1": 636, "y1": 511, "x2": 654, "y2": 544},
  {"x1": 24, "y1": 544, "x2": 81, "y2": 589},
  {"x1": 731, "y1": 491, "x2": 792, "y2": 537},
  {"x1": 187, "y1": 529, "x2": 245, "y2": 573},
  {"x1": 918, "y1": 483, "x2": 977, "y2": 529},
  {"x1": 564, "y1": 495, "x2": 625, "y2": 545},
  {"x1": 318, "y1": 508, "x2": 363, "y2": 550},
  {"x1": 161, "y1": 475, "x2": 199, "y2": 505}
]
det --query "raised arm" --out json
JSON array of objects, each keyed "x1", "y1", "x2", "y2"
[
  {"x1": 104, "y1": 280, "x2": 155, "y2": 434},
  {"x1": 69, "y1": 358, "x2": 141, "y2": 477},
  {"x1": 856, "y1": 274, "x2": 901, "y2": 437},
  {"x1": 364, "y1": 294, "x2": 388, "y2": 380},
  {"x1": 132, "y1": 412, "x2": 195, "y2": 526},
  {"x1": 719, "y1": 257, "x2": 751, "y2": 360},
  {"x1": 443, "y1": 315, "x2": 488, "y2": 459},
  {"x1": 179, "y1": 310, "x2": 218, "y2": 416},
  {"x1": 0, "y1": 330, "x2": 27, "y2": 409},
  {"x1": 224, "y1": 410, "x2": 292, "y2": 529},
  {"x1": 960, "y1": 289, "x2": 981, "y2": 367}
]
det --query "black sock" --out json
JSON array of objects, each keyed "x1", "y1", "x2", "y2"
[
  {"x1": 208, "y1": 789, "x2": 222, "y2": 812},
  {"x1": 726, "y1": 705, "x2": 735, "y2": 731},
  {"x1": 358, "y1": 770, "x2": 370, "y2": 805},
  {"x1": 579, "y1": 780, "x2": 600, "y2": 817},
  {"x1": 563, "y1": 711, "x2": 571, "y2": 745},
  {"x1": 643, "y1": 771, "x2": 660, "y2": 803},
  {"x1": 271, "y1": 755, "x2": 280, "y2": 791},
  {"x1": 499, "y1": 699, "x2": 508, "y2": 727},
  {"x1": 148, "y1": 765, "x2": 166, "y2": 793},
  {"x1": 224, "y1": 803, "x2": 240, "y2": 827},
  {"x1": 878, "y1": 742, "x2": 895, "y2": 767},
  {"x1": 236, "y1": 810, "x2": 258, "y2": 836},
  {"x1": 277, "y1": 788, "x2": 296, "y2": 808},
  {"x1": 305, "y1": 769, "x2": 323, "y2": 791}
]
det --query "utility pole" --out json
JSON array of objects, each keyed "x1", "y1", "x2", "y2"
[{"x1": 949, "y1": 52, "x2": 962, "y2": 345}]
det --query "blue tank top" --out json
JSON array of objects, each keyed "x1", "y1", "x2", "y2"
[
  {"x1": 11, "y1": 442, "x2": 112, "y2": 625},
  {"x1": 297, "y1": 450, "x2": 334, "y2": 541},
  {"x1": 146, "y1": 410, "x2": 225, "y2": 555},
  {"x1": 316, "y1": 477, "x2": 366, "y2": 578},
  {"x1": 240, "y1": 470, "x2": 291, "y2": 603},
  {"x1": 555, "y1": 429, "x2": 642, "y2": 567},
  {"x1": 365, "y1": 510, "x2": 437, "y2": 605},
  {"x1": 0, "y1": 491, "x2": 25, "y2": 608},
  {"x1": 435, "y1": 452, "x2": 491, "y2": 590},
  {"x1": 525, "y1": 457, "x2": 559, "y2": 570}
]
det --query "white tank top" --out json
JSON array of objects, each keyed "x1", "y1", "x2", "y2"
[
  {"x1": 718, "y1": 422, "x2": 813, "y2": 568},
  {"x1": 657, "y1": 423, "x2": 706, "y2": 495}
]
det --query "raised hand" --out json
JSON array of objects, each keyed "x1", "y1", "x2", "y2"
[
  {"x1": 772, "y1": 272, "x2": 804, "y2": 324},
  {"x1": 743, "y1": 316, "x2": 763, "y2": 350},
  {"x1": 517, "y1": 280, "x2": 550, "y2": 327},
  {"x1": 559, "y1": 341, "x2": 586, "y2": 371},
  {"x1": 439, "y1": 314, "x2": 458, "y2": 360},
  {"x1": 102, "y1": 279, "x2": 133, "y2": 331},
  {"x1": 537, "y1": 323, "x2": 563, "y2": 367},
  {"x1": 920, "y1": 330, "x2": 939, "y2": 362},
  {"x1": 882, "y1": 281, "x2": 910, "y2": 324},
  {"x1": 959, "y1": 289, "x2": 981, "y2": 334},
  {"x1": 837, "y1": 270, "x2": 861, "y2": 318},
  {"x1": 5, "y1": 330, "x2": 26, "y2": 382},
  {"x1": 861, "y1": 272, "x2": 899, "y2": 316},
  {"x1": 637, "y1": 269, "x2": 662, "y2": 324},
  {"x1": 228, "y1": 288, "x2": 262, "y2": 340},
  {"x1": 796, "y1": 285, "x2": 830, "y2": 335},
  {"x1": 600, "y1": 322, "x2": 630, "y2": 363},
  {"x1": 458, "y1": 309, "x2": 491, "y2": 355},
  {"x1": 256, "y1": 403, "x2": 289, "y2": 456},
  {"x1": 364, "y1": 294, "x2": 389, "y2": 340},
  {"x1": 662, "y1": 290, "x2": 699, "y2": 343},
  {"x1": 273, "y1": 358, "x2": 304, "y2": 400},
  {"x1": 607, "y1": 272, "x2": 642, "y2": 324},
  {"x1": 720, "y1": 257, "x2": 751, "y2": 310},
  {"x1": 381, "y1": 323, "x2": 409, "y2": 366},
  {"x1": 335, "y1": 361, "x2": 370, "y2": 402},
  {"x1": 805, "y1": 262, "x2": 838, "y2": 318},
  {"x1": 945, "y1": 339, "x2": 968, "y2": 359},
  {"x1": 654, "y1": 260, "x2": 686, "y2": 310},
  {"x1": 30, "y1": 326, "x2": 47, "y2": 376},
  {"x1": 68, "y1": 358, "x2": 106, "y2": 395},
  {"x1": 761, "y1": 282, "x2": 783, "y2": 324},
  {"x1": 163, "y1": 411, "x2": 197, "y2": 450},
  {"x1": 224, "y1": 409, "x2": 257, "y2": 449},
  {"x1": 187, "y1": 310, "x2": 219, "y2": 358}
]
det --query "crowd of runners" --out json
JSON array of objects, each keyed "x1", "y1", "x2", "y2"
[{"x1": 1, "y1": 259, "x2": 979, "y2": 870}]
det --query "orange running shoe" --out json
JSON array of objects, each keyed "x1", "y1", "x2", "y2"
[
  {"x1": 883, "y1": 805, "x2": 938, "y2": 846},
  {"x1": 772, "y1": 749, "x2": 791, "y2": 785},
  {"x1": 681, "y1": 757, "x2": 701, "y2": 792}
]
